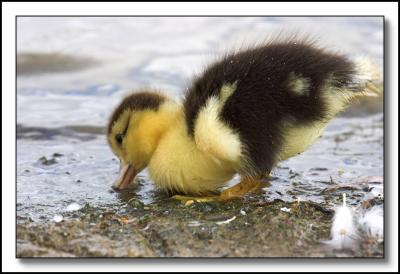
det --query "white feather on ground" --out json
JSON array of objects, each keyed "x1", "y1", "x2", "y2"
[
  {"x1": 325, "y1": 192, "x2": 384, "y2": 250},
  {"x1": 358, "y1": 205, "x2": 384, "y2": 241},
  {"x1": 325, "y1": 194, "x2": 358, "y2": 249}
]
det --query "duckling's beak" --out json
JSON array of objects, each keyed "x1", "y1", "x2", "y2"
[{"x1": 112, "y1": 163, "x2": 138, "y2": 190}]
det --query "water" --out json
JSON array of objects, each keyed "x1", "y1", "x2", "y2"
[{"x1": 16, "y1": 17, "x2": 384, "y2": 254}]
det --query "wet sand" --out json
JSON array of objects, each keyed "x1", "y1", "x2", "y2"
[{"x1": 16, "y1": 199, "x2": 382, "y2": 258}]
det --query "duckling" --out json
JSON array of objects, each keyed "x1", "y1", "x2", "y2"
[{"x1": 107, "y1": 39, "x2": 382, "y2": 201}]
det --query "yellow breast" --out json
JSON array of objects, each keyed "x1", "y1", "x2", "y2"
[{"x1": 148, "y1": 115, "x2": 236, "y2": 195}]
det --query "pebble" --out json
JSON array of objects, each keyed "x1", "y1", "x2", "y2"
[
  {"x1": 38, "y1": 156, "x2": 57, "y2": 166},
  {"x1": 53, "y1": 214, "x2": 63, "y2": 223},
  {"x1": 184, "y1": 200, "x2": 194, "y2": 206},
  {"x1": 65, "y1": 203, "x2": 82, "y2": 212}
]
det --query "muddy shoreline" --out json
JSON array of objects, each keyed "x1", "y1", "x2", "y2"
[{"x1": 16, "y1": 197, "x2": 383, "y2": 258}]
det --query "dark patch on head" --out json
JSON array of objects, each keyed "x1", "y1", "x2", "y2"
[
  {"x1": 183, "y1": 40, "x2": 356, "y2": 176},
  {"x1": 108, "y1": 91, "x2": 166, "y2": 134}
]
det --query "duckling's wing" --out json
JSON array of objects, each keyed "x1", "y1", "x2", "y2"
[{"x1": 192, "y1": 89, "x2": 243, "y2": 165}]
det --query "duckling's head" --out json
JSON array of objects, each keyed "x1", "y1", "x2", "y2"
[{"x1": 107, "y1": 90, "x2": 178, "y2": 190}]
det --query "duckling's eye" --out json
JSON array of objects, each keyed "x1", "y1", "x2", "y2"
[{"x1": 115, "y1": 133, "x2": 124, "y2": 145}]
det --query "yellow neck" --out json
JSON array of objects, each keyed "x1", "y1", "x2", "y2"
[
  {"x1": 122, "y1": 101, "x2": 181, "y2": 169},
  {"x1": 148, "y1": 107, "x2": 236, "y2": 195}
]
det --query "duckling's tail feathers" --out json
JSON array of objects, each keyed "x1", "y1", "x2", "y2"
[{"x1": 352, "y1": 57, "x2": 383, "y2": 98}]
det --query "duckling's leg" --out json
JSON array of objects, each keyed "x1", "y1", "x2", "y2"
[
  {"x1": 219, "y1": 176, "x2": 264, "y2": 201},
  {"x1": 172, "y1": 175, "x2": 269, "y2": 203}
]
